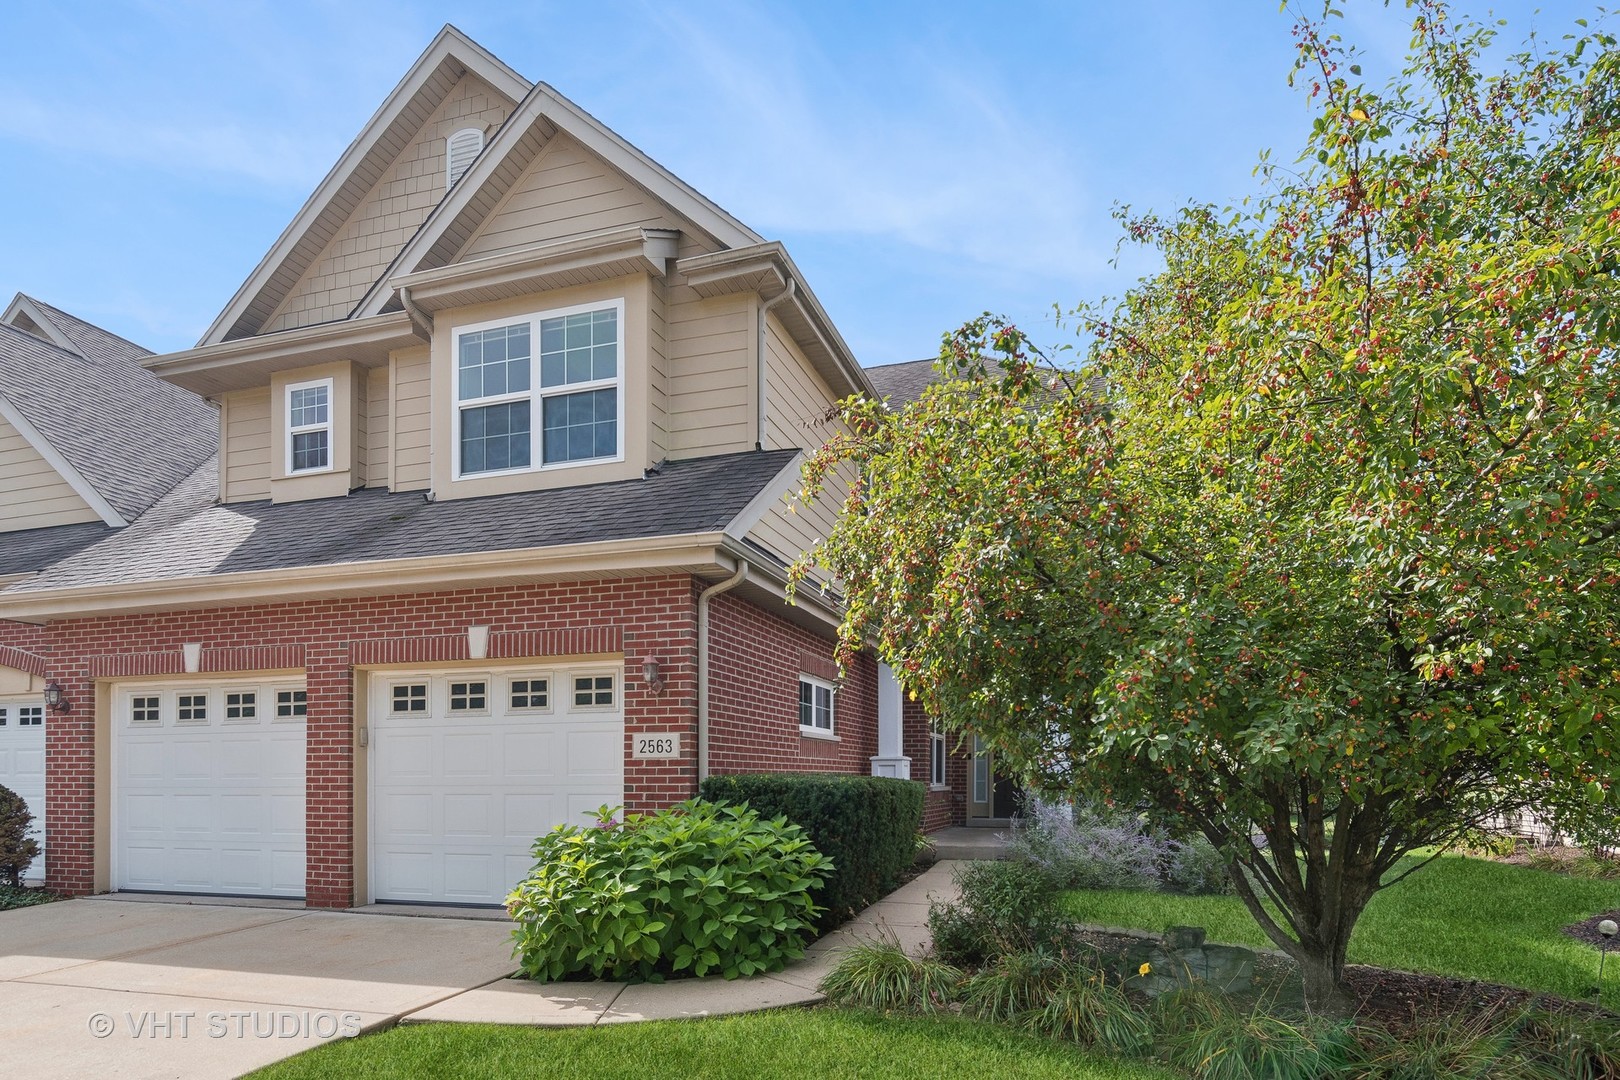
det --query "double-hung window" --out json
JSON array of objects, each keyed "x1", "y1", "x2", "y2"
[
  {"x1": 454, "y1": 300, "x2": 623, "y2": 478},
  {"x1": 285, "y1": 378, "x2": 333, "y2": 474},
  {"x1": 930, "y1": 719, "x2": 947, "y2": 787},
  {"x1": 798, "y1": 675, "x2": 835, "y2": 734}
]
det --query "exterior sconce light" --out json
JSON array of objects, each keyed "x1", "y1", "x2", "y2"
[
  {"x1": 641, "y1": 658, "x2": 663, "y2": 694},
  {"x1": 43, "y1": 680, "x2": 71, "y2": 713}
]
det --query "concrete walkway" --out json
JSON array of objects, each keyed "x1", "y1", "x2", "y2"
[
  {"x1": 0, "y1": 860, "x2": 971, "y2": 1078},
  {"x1": 403, "y1": 858, "x2": 966, "y2": 1027}
]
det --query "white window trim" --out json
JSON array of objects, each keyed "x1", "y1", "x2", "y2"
[
  {"x1": 285, "y1": 376, "x2": 335, "y2": 476},
  {"x1": 568, "y1": 670, "x2": 618, "y2": 713},
  {"x1": 505, "y1": 674, "x2": 554, "y2": 715},
  {"x1": 451, "y1": 298, "x2": 627, "y2": 481},
  {"x1": 930, "y1": 722, "x2": 947, "y2": 789},
  {"x1": 446, "y1": 675, "x2": 493, "y2": 717},
  {"x1": 798, "y1": 674, "x2": 836, "y2": 737}
]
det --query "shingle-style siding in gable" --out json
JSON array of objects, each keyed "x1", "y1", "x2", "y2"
[
  {"x1": 263, "y1": 74, "x2": 513, "y2": 334},
  {"x1": 0, "y1": 411, "x2": 101, "y2": 532},
  {"x1": 391, "y1": 347, "x2": 432, "y2": 491},
  {"x1": 665, "y1": 292, "x2": 754, "y2": 457},
  {"x1": 220, "y1": 388, "x2": 272, "y2": 503},
  {"x1": 459, "y1": 134, "x2": 677, "y2": 260}
]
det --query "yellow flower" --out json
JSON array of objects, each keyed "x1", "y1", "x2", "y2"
[{"x1": 1138, "y1": 962, "x2": 1152, "y2": 977}]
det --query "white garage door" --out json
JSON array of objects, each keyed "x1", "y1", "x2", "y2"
[
  {"x1": 370, "y1": 665, "x2": 625, "y2": 905},
  {"x1": 0, "y1": 699, "x2": 46, "y2": 882},
  {"x1": 114, "y1": 679, "x2": 306, "y2": 898}
]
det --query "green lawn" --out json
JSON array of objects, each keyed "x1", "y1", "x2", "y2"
[
  {"x1": 1064, "y1": 852, "x2": 1620, "y2": 1005},
  {"x1": 247, "y1": 1008, "x2": 1178, "y2": 1080}
]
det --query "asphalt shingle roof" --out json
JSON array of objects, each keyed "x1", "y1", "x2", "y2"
[
  {"x1": 863, "y1": 358, "x2": 941, "y2": 408},
  {"x1": 4, "y1": 449, "x2": 800, "y2": 594},
  {"x1": 0, "y1": 300, "x2": 217, "y2": 522},
  {"x1": 0, "y1": 521, "x2": 117, "y2": 578}
]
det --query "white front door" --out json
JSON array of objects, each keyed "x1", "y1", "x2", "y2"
[
  {"x1": 0, "y1": 699, "x2": 46, "y2": 882},
  {"x1": 113, "y1": 679, "x2": 307, "y2": 897},
  {"x1": 369, "y1": 665, "x2": 625, "y2": 906}
]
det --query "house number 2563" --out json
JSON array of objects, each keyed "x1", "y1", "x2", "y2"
[{"x1": 632, "y1": 733, "x2": 681, "y2": 759}]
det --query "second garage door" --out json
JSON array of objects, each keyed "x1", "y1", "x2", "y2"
[
  {"x1": 369, "y1": 664, "x2": 624, "y2": 906},
  {"x1": 0, "y1": 698, "x2": 46, "y2": 882}
]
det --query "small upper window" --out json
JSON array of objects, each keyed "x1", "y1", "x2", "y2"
[
  {"x1": 286, "y1": 378, "x2": 334, "y2": 475},
  {"x1": 799, "y1": 675, "x2": 835, "y2": 734},
  {"x1": 447, "y1": 127, "x2": 484, "y2": 186}
]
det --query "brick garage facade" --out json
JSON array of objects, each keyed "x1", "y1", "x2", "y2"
[{"x1": 903, "y1": 697, "x2": 970, "y2": 831}]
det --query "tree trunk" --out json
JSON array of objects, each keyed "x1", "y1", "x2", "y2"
[{"x1": 1296, "y1": 940, "x2": 1353, "y2": 1015}]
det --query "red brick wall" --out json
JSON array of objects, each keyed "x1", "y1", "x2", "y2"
[
  {"x1": 34, "y1": 577, "x2": 702, "y2": 906},
  {"x1": 706, "y1": 591, "x2": 879, "y2": 776},
  {"x1": 901, "y1": 698, "x2": 970, "y2": 831},
  {"x1": 0, "y1": 619, "x2": 47, "y2": 654}
]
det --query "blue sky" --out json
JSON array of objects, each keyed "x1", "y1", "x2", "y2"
[{"x1": 0, "y1": 1, "x2": 1583, "y2": 365}]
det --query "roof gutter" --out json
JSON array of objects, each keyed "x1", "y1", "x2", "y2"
[{"x1": 696, "y1": 559, "x2": 747, "y2": 781}]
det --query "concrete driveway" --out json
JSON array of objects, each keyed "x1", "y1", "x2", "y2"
[{"x1": 0, "y1": 897, "x2": 516, "y2": 1080}]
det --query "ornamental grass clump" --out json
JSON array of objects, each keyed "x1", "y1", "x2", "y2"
[
  {"x1": 818, "y1": 937, "x2": 962, "y2": 1013},
  {"x1": 507, "y1": 800, "x2": 831, "y2": 982}
]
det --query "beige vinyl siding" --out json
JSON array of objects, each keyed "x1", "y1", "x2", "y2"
[
  {"x1": 366, "y1": 365, "x2": 391, "y2": 488},
  {"x1": 263, "y1": 74, "x2": 512, "y2": 333},
  {"x1": 391, "y1": 347, "x2": 432, "y2": 491},
  {"x1": 0, "y1": 413, "x2": 100, "y2": 531},
  {"x1": 460, "y1": 134, "x2": 676, "y2": 259},
  {"x1": 220, "y1": 388, "x2": 272, "y2": 503},
  {"x1": 748, "y1": 313, "x2": 847, "y2": 577},
  {"x1": 665, "y1": 291, "x2": 754, "y2": 457}
]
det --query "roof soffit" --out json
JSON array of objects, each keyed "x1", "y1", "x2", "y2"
[{"x1": 199, "y1": 26, "x2": 530, "y2": 347}]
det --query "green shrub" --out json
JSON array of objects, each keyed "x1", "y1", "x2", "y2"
[
  {"x1": 817, "y1": 937, "x2": 961, "y2": 1013},
  {"x1": 1025, "y1": 965, "x2": 1155, "y2": 1057},
  {"x1": 1164, "y1": 834, "x2": 1235, "y2": 896},
  {"x1": 698, "y1": 773, "x2": 923, "y2": 926},
  {"x1": 960, "y1": 950, "x2": 1069, "y2": 1023},
  {"x1": 507, "y1": 800, "x2": 830, "y2": 982},
  {"x1": 1343, "y1": 1005, "x2": 1564, "y2": 1080},
  {"x1": 1156, "y1": 987, "x2": 1356, "y2": 1080},
  {"x1": 927, "y1": 859, "x2": 1068, "y2": 967},
  {"x1": 0, "y1": 784, "x2": 40, "y2": 889}
]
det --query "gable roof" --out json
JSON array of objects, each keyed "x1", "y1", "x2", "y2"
[
  {"x1": 199, "y1": 25, "x2": 531, "y2": 345},
  {"x1": 0, "y1": 298, "x2": 218, "y2": 524},
  {"x1": 0, "y1": 449, "x2": 800, "y2": 611}
]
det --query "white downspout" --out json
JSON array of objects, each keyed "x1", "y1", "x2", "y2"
[
  {"x1": 697, "y1": 562, "x2": 748, "y2": 781},
  {"x1": 756, "y1": 280, "x2": 796, "y2": 450}
]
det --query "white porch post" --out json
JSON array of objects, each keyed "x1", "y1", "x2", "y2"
[{"x1": 869, "y1": 662, "x2": 911, "y2": 779}]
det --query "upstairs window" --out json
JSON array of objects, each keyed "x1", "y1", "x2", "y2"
[
  {"x1": 286, "y1": 377, "x2": 334, "y2": 474},
  {"x1": 454, "y1": 301, "x2": 623, "y2": 478},
  {"x1": 447, "y1": 127, "x2": 484, "y2": 186}
]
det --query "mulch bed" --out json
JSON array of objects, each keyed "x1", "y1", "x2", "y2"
[
  {"x1": 1564, "y1": 909, "x2": 1620, "y2": 950},
  {"x1": 1067, "y1": 926, "x2": 1615, "y2": 1033}
]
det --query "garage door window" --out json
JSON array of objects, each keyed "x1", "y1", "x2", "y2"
[
  {"x1": 391, "y1": 684, "x2": 428, "y2": 714},
  {"x1": 131, "y1": 696, "x2": 161, "y2": 725},
  {"x1": 276, "y1": 690, "x2": 307, "y2": 718},
  {"x1": 573, "y1": 675, "x2": 614, "y2": 708},
  {"x1": 449, "y1": 680, "x2": 488, "y2": 713},
  {"x1": 177, "y1": 694, "x2": 208, "y2": 723},
  {"x1": 225, "y1": 692, "x2": 258, "y2": 721},
  {"x1": 509, "y1": 677, "x2": 549, "y2": 711}
]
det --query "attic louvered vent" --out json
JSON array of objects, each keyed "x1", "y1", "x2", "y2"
[{"x1": 447, "y1": 127, "x2": 484, "y2": 187}]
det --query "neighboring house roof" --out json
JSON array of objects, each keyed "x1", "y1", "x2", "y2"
[
  {"x1": 4, "y1": 449, "x2": 800, "y2": 594},
  {"x1": 863, "y1": 358, "x2": 943, "y2": 408},
  {"x1": 0, "y1": 300, "x2": 218, "y2": 524}
]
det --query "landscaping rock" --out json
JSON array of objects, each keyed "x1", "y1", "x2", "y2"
[{"x1": 1121, "y1": 928, "x2": 1258, "y2": 998}]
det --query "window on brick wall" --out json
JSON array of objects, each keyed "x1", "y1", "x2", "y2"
[
  {"x1": 799, "y1": 675, "x2": 835, "y2": 735},
  {"x1": 930, "y1": 719, "x2": 946, "y2": 787}
]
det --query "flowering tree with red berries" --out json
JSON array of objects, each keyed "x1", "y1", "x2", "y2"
[{"x1": 793, "y1": 2, "x2": 1620, "y2": 1011}]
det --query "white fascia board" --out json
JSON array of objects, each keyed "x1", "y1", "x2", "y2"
[
  {"x1": 197, "y1": 27, "x2": 532, "y2": 347},
  {"x1": 0, "y1": 391, "x2": 127, "y2": 527},
  {"x1": 1, "y1": 294, "x2": 76, "y2": 352},
  {"x1": 356, "y1": 81, "x2": 764, "y2": 320},
  {"x1": 725, "y1": 450, "x2": 806, "y2": 540}
]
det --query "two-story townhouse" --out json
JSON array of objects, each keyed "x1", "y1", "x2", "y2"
[{"x1": 0, "y1": 27, "x2": 973, "y2": 910}]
